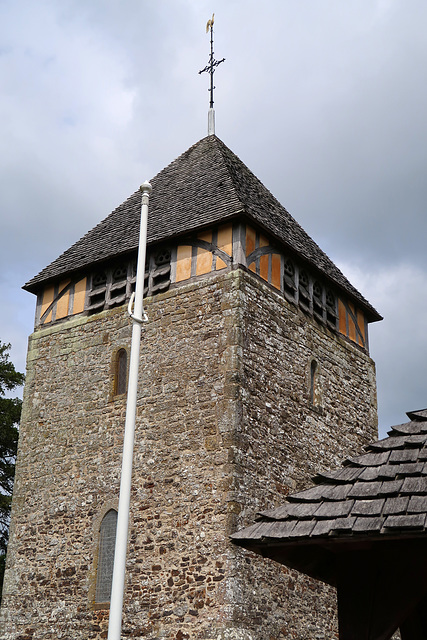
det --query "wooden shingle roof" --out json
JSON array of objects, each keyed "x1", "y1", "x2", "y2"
[
  {"x1": 23, "y1": 136, "x2": 380, "y2": 320},
  {"x1": 233, "y1": 409, "x2": 427, "y2": 638},
  {"x1": 232, "y1": 409, "x2": 427, "y2": 547}
]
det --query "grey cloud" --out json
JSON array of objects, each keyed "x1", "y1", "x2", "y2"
[{"x1": 1, "y1": 0, "x2": 426, "y2": 440}]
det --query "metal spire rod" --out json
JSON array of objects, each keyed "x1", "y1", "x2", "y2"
[
  {"x1": 199, "y1": 13, "x2": 225, "y2": 134},
  {"x1": 107, "y1": 181, "x2": 152, "y2": 640}
]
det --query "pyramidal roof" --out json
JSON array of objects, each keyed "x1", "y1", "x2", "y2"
[{"x1": 24, "y1": 135, "x2": 380, "y2": 319}]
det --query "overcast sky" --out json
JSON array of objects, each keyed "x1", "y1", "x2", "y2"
[{"x1": 1, "y1": 0, "x2": 426, "y2": 438}]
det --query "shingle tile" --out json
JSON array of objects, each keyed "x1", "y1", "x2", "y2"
[
  {"x1": 378, "y1": 480, "x2": 404, "y2": 495},
  {"x1": 383, "y1": 514, "x2": 426, "y2": 530},
  {"x1": 353, "y1": 517, "x2": 383, "y2": 532},
  {"x1": 389, "y1": 449, "x2": 419, "y2": 463},
  {"x1": 383, "y1": 496, "x2": 409, "y2": 515},
  {"x1": 330, "y1": 517, "x2": 356, "y2": 532},
  {"x1": 315, "y1": 467, "x2": 362, "y2": 484},
  {"x1": 287, "y1": 485, "x2": 324, "y2": 503},
  {"x1": 264, "y1": 521, "x2": 298, "y2": 538},
  {"x1": 358, "y1": 467, "x2": 382, "y2": 481},
  {"x1": 375, "y1": 465, "x2": 400, "y2": 479},
  {"x1": 407, "y1": 409, "x2": 427, "y2": 420},
  {"x1": 231, "y1": 521, "x2": 266, "y2": 540},
  {"x1": 311, "y1": 520, "x2": 335, "y2": 537},
  {"x1": 348, "y1": 482, "x2": 382, "y2": 498},
  {"x1": 351, "y1": 499, "x2": 384, "y2": 516},
  {"x1": 408, "y1": 495, "x2": 427, "y2": 513},
  {"x1": 257, "y1": 505, "x2": 290, "y2": 520},
  {"x1": 368, "y1": 437, "x2": 405, "y2": 451},
  {"x1": 401, "y1": 477, "x2": 427, "y2": 494},
  {"x1": 284, "y1": 503, "x2": 320, "y2": 519},
  {"x1": 289, "y1": 521, "x2": 317, "y2": 538},
  {"x1": 393, "y1": 462, "x2": 425, "y2": 476},
  {"x1": 351, "y1": 452, "x2": 390, "y2": 467},
  {"x1": 314, "y1": 501, "x2": 354, "y2": 519}
]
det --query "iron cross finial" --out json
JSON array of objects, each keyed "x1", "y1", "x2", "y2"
[{"x1": 198, "y1": 13, "x2": 225, "y2": 110}]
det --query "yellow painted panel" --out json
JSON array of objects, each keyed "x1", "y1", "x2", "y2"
[
  {"x1": 260, "y1": 254, "x2": 269, "y2": 281},
  {"x1": 259, "y1": 234, "x2": 269, "y2": 248},
  {"x1": 338, "y1": 299, "x2": 347, "y2": 336},
  {"x1": 41, "y1": 285, "x2": 55, "y2": 324},
  {"x1": 73, "y1": 278, "x2": 87, "y2": 315},
  {"x1": 216, "y1": 257, "x2": 227, "y2": 270},
  {"x1": 217, "y1": 224, "x2": 233, "y2": 257},
  {"x1": 56, "y1": 279, "x2": 71, "y2": 319},
  {"x1": 246, "y1": 226, "x2": 256, "y2": 256},
  {"x1": 357, "y1": 309, "x2": 366, "y2": 345},
  {"x1": 348, "y1": 302, "x2": 356, "y2": 342},
  {"x1": 196, "y1": 247, "x2": 212, "y2": 275},
  {"x1": 271, "y1": 254, "x2": 281, "y2": 290},
  {"x1": 176, "y1": 246, "x2": 192, "y2": 282}
]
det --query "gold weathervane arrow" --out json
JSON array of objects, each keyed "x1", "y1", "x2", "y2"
[{"x1": 206, "y1": 13, "x2": 214, "y2": 33}]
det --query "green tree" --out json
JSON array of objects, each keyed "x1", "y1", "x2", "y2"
[{"x1": 0, "y1": 342, "x2": 24, "y2": 602}]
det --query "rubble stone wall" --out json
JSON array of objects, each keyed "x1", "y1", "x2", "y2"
[
  {"x1": 0, "y1": 267, "x2": 377, "y2": 640},
  {"x1": 229, "y1": 270, "x2": 378, "y2": 639}
]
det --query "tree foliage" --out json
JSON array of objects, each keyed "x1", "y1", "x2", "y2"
[{"x1": 0, "y1": 342, "x2": 24, "y2": 601}]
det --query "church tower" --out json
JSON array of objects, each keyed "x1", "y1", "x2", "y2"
[{"x1": 0, "y1": 134, "x2": 380, "y2": 639}]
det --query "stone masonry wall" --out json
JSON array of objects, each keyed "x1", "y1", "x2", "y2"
[
  {"x1": 0, "y1": 267, "x2": 377, "y2": 640},
  {"x1": 225, "y1": 269, "x2": 378, "y2": 639}
]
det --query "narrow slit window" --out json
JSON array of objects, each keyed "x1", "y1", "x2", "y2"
[
  {"x1": 115, "y1": 349, "x2": 128, "y2": 396},
  {"x1": 310, "y1": 360, "x2": 318, "y2": 406},
  {"x1": 95, "y1": 509, "x2": 118, "y2": 604}
]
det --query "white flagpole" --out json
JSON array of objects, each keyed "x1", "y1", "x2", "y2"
[{"x1": 107, "y1": 181, "x2": 152, "y2": 640}]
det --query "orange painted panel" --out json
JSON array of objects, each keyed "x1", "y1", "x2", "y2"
[
  {"x1": 56, "y1": 280, "x2": 71, "y2": 319},
  {"x1": 338, "y1": 299, "x2": 347, "y2": 336},
  {"x1": 198, "y1": 230, "x2": 212, "y2": 243},
  {"x1": 176, "y1": 246, "x2": 192, "y2": 282},
  {"x1": 248, "y1": 262, "x2": 256, "y2": 273},
  {"x1": 259, "y1": 234, "x2": 269, "y2": 248},
  {"x1": 217, "y1": 224, "x2": 233, "y2": 257},
  {"x1": 246, "y1": 226, "x2": 256, "y2": 256},
  {"x1": 357, "y1": 309, "x2": 366, "y2": 345},
  {"x1": 41, "y1": 285, "x2": 55, "y2": 324},
  {"x1": 271, "y1": 254, "x2": 281, "y2": 290},
  {"x1": 196, "y1": 248, "x2": 212, "y2": 275},
  {"x1": 260, "y1": 254, "x2": 269, "y2": 282},
  {"x1": 73, "y1": 278, "x2": 87, "y2": 315},
  {"x1": 216, "y1": 257, "x2": 227, "y2": 270},
  {"x1": 348, "y1": 302, "x2": 356, "y2": 342}
]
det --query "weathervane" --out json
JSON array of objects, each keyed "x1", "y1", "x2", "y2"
[{"x1": 199, "y1": 13, "x2": 225, "y2": 135}]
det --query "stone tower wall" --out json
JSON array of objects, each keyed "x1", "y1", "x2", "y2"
[
  {"x1": 228, "y1": 270, "x2": 377, "y2": 639},
  {"x1": 0, "y1": 268, "x2": 377, "y2": 640}
]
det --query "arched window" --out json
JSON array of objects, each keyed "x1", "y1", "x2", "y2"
[
  {"x1": 310, "y1": 360, "x2": 318, "y2": 406},
  {"x1": 95, "y1": 509, "x2": 118, "y2": 604},
  {"x1": 114, "y1": 349, "x2": 128, "y2": 396}
]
